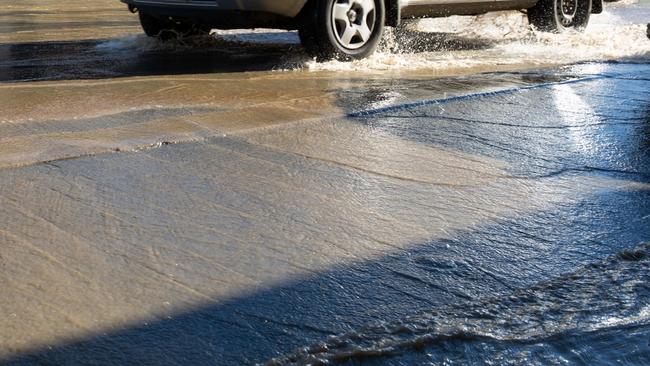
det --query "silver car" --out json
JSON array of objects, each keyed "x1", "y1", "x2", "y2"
[{"x1": 121, "y1": 0, "x2": 601, "y2": 59}]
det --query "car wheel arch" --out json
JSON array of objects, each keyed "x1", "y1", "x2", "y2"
[{"x1": 300, "y1": 0, "x2": 400, "y2": 27}]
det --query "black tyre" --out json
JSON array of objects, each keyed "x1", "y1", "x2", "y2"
[
  {"x1": 527, "y1": 0, "x2": 591, "y2": 32},
  {"x1": 299, "y1": 0, "x2": 385, "y2": 60},
  {"x1": 138, "y1": 13, "x2": 211, "y2": 40}
]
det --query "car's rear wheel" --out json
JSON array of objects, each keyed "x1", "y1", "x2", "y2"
[
  {"x1": 527, "y1": 0, "x2": 591, "y2": 32},
  {"x1": 139, "y1": 13, "x2": 211, "y2": 40},
  {"x1": 299, "y1": 0, "x2": 385, "y2": 60}
]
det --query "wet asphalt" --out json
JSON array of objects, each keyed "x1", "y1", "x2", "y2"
[{"x1": 1, "y1": 0, "x2": 650, "y2": 365}]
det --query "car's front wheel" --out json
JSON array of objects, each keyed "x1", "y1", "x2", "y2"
[
  {"x1": 527, "y1": 0, "x2": 592, "y2": 32},
  {"x1": 139, "y1": 13, "x2": 211, "y2": 40},
  {"x1": 299, "y1": 0, "x2": 385, "y2": 60}
]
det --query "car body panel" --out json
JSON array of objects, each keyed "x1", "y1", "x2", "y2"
[
  {"x1": 122, "y1": 0, "x2": 309, "y2": 18},
  {"x1": 122, "y1": 0, "x2": 539, "y2": 29},
  {"x1": 401, "y1": 0, "x2": 537, "y2": 18}
]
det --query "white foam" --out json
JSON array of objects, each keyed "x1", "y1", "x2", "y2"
[
  {"x1": 307, "y1": 6, "x2": 650, "y2": 72},
  {"x1": 212, "y1": 29, "x2": 300, "y2": 44}
]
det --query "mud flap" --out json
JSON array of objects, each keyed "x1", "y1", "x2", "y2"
[
  {"x1": 592, "y1": 0, "x2": 603, "y2": 14},
  {"x1": 386, "y1": 0, "x2": 401, "y2": 27}
]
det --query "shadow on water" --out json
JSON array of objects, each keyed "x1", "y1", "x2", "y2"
[
  {"x1": 2, "y1": 166, "x2": 650, "y2": 365},
  {"x1": 0, "y1": 35, "x2": 305, "y2": 83},
  {"x1": 643, "y1": 100, "x2": 650, "y2": 149},
  {"x1": 0, "y1": 29, "x2": 501, "y2": 83}
]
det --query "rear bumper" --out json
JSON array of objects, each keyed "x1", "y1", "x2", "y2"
[{"x1": 121, "y1": 0, "x2": 308, "y2": 18}]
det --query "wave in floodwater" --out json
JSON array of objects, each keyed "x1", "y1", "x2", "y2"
[
  {"x1": 268, "y1": 242, "x2": 650, "y2": 365},
  {"x1": 306, "y1": 6, "x2": 650, "y2": 72}
]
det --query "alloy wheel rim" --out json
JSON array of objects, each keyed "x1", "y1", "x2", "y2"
[
  {"x1": 557, "y1": 0, "x2": 578, "y2": 27},
  {"x1": 331, "y1": 0, "x2": 377, "y2": 50}
]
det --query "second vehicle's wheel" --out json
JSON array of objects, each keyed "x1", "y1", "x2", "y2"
[
  {"x1": 299, "y1": 0, "x2": 385, "y2": 60},
  {"x1": 527, "y1": 0, "x2": 591, "y2": 32},
  {"x1": 139, "y1": 13, "x2": 211, "y2": 40}
]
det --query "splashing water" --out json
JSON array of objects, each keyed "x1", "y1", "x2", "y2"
[
  {"x1": 306, "y1": 5, "x2": 650, "y2": 72},
  {"x1": 93, "y1": 3, "x2": 650, "y2": 74},
  {"x1": 91, "y1": 0, "x2": 650, "y2": 75}
]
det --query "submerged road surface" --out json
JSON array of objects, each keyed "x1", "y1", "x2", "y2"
[{"x1": 1, "y1": 0, "x2": 650, "y2": 365}]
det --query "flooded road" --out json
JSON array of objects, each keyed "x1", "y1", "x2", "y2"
[{"x1": 1, "y1": 0, "x2": 650, "y2": 365}]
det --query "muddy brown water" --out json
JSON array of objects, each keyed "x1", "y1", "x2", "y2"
[{"x1": 1, "y1": 0, "x2": 650, "y2": 365}]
